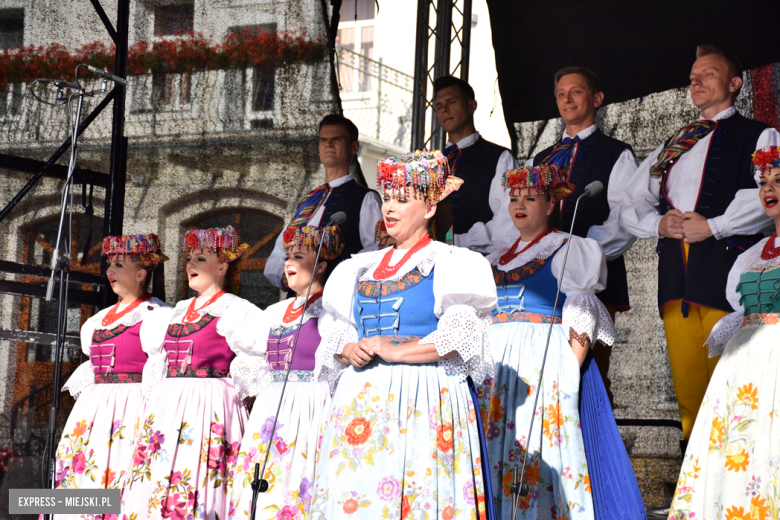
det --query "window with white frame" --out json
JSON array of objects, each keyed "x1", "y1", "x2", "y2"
[{"x1": 337, "y1": 0, "x2": 374, "y2": 93}]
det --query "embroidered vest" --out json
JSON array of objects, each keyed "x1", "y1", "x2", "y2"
[
  {"x1": 656, "y1": 113, "x2": 770, "y2": 314},
  {"x1": 90, "y1": 321, "x2": 147, "y2": 376},
  {"x1": 320, "y1": 179, "x2": 377, "y2": 262},
  {"x1": 737, "y1": 267, "x2": 780, "y2": 315},
  {"x1": 534, "y1": 129, "x2": 631, "y2": 310},
  {"x1": 163, "y1": 314, "x2": 234, "y2": 373},
  {"x1": 267, "y1": 318, "x2": 321, "y2": 371}
]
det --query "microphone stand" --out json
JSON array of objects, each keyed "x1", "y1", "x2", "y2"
[
  {"x1": 249, "y1": 214, "x2": 343, "y2": 520},
  {"x1": 508, "y1": 187, "x2": 596, "y2": 520}
]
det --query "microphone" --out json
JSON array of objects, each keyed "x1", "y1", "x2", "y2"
[
  {"x1": 582, "y1": 180, "x2": 603, "y2": 198},
  {"x1": 509, "y1": 185, "x2": 595, "y2": 520},
  {"x1": 85, "y1": 65, "x2": 128, "y2": 86},
  {"x1": 249, "y1": 214, "x2": 348, "y2": 520},
  {"x1": 329, "y1": 211, "x2": 347, "y2": 226},
  {"x1": 39, "y1": 79, "x2": 82, "y2": 90}
]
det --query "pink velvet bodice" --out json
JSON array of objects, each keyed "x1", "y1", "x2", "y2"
[
  {"x1": 163, "y1": 314, "x2": 234, "y2": 371},
  {"x1": 90, "y1": 321, "x2": 147, "y2": 375}
]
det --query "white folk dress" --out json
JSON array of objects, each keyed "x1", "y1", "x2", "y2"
[
  {"x1": 54, "y1": 297, "x2": 168, "y2": 519},
  {"x1": 310, "y1": 240, "x2": 497, "y2": 520},
  {"x1": 669, "y1": 236, "x2": 780, "y2": 520},
  {"x1": 229, "y1": 296, "x2": 329, "y2": 520},
  {"x1": 121, "y1": 293, "x2": 266, "y2": 520},
  {"x1": 478, "y1": 232, "x2": 616, "y2": 520}
]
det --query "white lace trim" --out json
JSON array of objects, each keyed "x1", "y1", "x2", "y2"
[
  {"x1": 358, "y1": 247, "x2": 439, "y2": 281},
  {"x1": 266, "y1": 297, "x2": 323, "y2": 337},
  {"x1": 738, "y1": 238, "x2": 780, "y2": 272},
  {"x1": 562, "y1": 293, "x2": 616, "y2": 347},
  {"x1": 705, "y1": 312, "x2": 743, "y2": 358},
  {"x1": 231, "y1": 353, "x2": 272, "y2": 400},
  {"x1": 142, "y1": 350, "x2": 168, "y2": 399},
  {"x1": 62, "y1": 360, "x2": 96, "y2": 399},
  {"x1": 419, "y1": 304, "x2": 495, "y2": 383},
  {"x1": 91, "y1": 297, "x2": 167, "y2": 331},
  {"x1": 314, "y1": 321, "x2": 358, "y2": 393},
  {"x1": 486, "y1": 231, "x2": 568, "y2": 272}
]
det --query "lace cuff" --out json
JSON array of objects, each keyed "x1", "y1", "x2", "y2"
[
  {"x1": 706, "y1": 312, "x2": 743, "y2": 358},
  {"x1": 62, "y1": 361, "x2": 96, "y2": 399},
  {"x1": 562, "y1": 293, "x2": 616, "y2": 347},
  {"x1": 419, "y1": 304, "x2": 495, "y2": 383},
  {"x1": 314, "y1": 320, "x2": 358, "y2": 393},
  {"x1": 231, "y1": 353, "x2": 272, "y2": 400},
  {"x1": 142, "y1": 350, "x2": 168, "y2": 399}
]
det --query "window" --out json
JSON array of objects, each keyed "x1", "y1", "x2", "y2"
[
  {"x1": 152, "y1": 3, "x2": 194, "y2": 107},
  {"x1": 0, "y1": 8, "x2": 24, "y2": 50},
  {"x1": 154, "y1": 4, "x2": 194, "y2": 36},
  {"x1": 339, "y1": 0, "x2": 375, "y2": 21},
  {"x1": 180, "y1": 209, "x2": 284, "y2": 309}
]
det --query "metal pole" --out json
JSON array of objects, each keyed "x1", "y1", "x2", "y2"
[
  {"x1": 410, "y1": 0, "x2": 431, "y2": 151},
  {"x1": 430, "y1": 0, "x2": 453, "y2": 151},
  {"x1": 460, "y1": 0, "x2": 472, "y2": 82},
  {"x1": 376, "y1": 58, "x2": 383, "y2": 140}
]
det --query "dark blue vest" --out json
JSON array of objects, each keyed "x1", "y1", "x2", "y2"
[
  {"x1": 449, "y1": 137, "x2": 509, "y2": 234},
  {"x1": 319, "y1": 179, "x2": 377, "y2": 263},
  {"x1": 534, "y1": 129, "x2": 631, "y2": 310},
  {"x1": 656, "y1": 112, "x2": 769, "y2": 314}
]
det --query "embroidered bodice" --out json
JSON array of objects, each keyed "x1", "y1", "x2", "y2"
[
  {"x1": 353, "y1": 267, "x2": 438, "y2": 341},
  {"x1": 90, "y1": 321, "x2": 147, "y2": 375},
  {"x1": 267, "y1": 319, "x2": 321, "y2": 371},
  {"x1": 737, "y1": 266, "x2": 780, "y2": 315},
  {"x1": 492, "y1": 243, "x2": 567, "y2": 318},
  {"x1": 163, "y1": 314, "x2": 234, "y2": 371}
]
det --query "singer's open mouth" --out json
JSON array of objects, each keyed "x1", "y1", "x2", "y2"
[
  {"x1": 385, "y1": 217, "x2": 398, "y2": 227},
  {"x1": 188, "y1": 272, "x2": 198, "y2": 279},
  {"x1": 765, "y1": 197, "x2": 778, "y2": 208}
]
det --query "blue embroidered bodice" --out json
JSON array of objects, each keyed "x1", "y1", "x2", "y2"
[
  {"x1": 493, "y1": 244, "x2": 567, "y2": 319},
  {"x1": 353, "y1": 267, "x2": 439, "y2": 340}
]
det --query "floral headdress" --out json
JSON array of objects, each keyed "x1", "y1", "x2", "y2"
[
  {"x1": 376, "y1": 150, "x2": 463, "y2": 203},
  {"x1": 753, "y1": 146, "x2": 780, "y2": 174},
  {"x1": 101, "y1": 233, "x2": 168, "y2": 268},
  {"x1": 502, "y1": 164, "x2": 574, "y2": 203},
  {"x1": 374, "y1": 219, "x2": 396, "y2": 250},
  {"x1": 282, "y1": 224, "x2": 344, "y2": 261},
  {"x1": 183, "y1": 225, "x2": 248, "y2": 262}
]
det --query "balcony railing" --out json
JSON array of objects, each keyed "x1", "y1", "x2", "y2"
[
  {"x1": 0, "y1": 62, "x2": 332, "y2": 148},
  {"x1": 336, "y1": 45, "x2": 413, "y2": 150}
]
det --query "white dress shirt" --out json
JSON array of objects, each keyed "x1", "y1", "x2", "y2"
[
  {"x1": 264, "y1": 175, "x2": 382, "y2": 289},
  {"x1": 524, "y1": 124, "x2": 639, "y2": 260},
  {"x1": 450, "y1": 132, "x2": 520, "y2": 252},
  {"x1": 620, "y1": 107, "x2": 780, "y2": 240}
]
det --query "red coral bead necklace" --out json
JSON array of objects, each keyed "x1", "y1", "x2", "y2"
[
  {"x1": 183, "y1": 290, "x2": 226, "y2": 323},
  {"x1": 373, "y1": 234, "x2": 432, "y2": 280},
  {"x1": 761, "y1": 232, "x2": 780, "y2": 260},
  {"x1": 498, "y1": 228, "x2": 556, "y2": 266},
  {"x1": 283, "y1": 290, "x2": 324, "y2": 323},
  {"x1": 102, "y1": 293, "x2": 152, "y2": 326}
]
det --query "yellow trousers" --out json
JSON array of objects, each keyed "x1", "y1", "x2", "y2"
[{"x1": 662, "y1": 245, "x2": 725, "y2": 438}]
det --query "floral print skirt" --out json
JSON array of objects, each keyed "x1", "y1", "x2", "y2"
[
  {"x1": 309, "y1": 359, "x2": 488, "y2": 520},
  {"x1": 669, "y1": 322, "x2": 780, "y2": 520},
  {"x1": 477, "y1": 322, "x2": 593, "y2": 520},
  {"x1": 52, "y1": 382, "x2": 143, "y2": 520},
  {"x1": 229, "y1": 377, "x2": 330, "y2": 520},
  {"x1": 121, "y1": 377, "x2": 247, "y2": 520}
]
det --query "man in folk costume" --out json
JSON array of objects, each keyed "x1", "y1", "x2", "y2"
[
  {"x1": 528, "y1": 66, "x2": 639, "y2": 403},
  {"x1": 621, "y1": 45, "x2": 780, "y2": 447},
  {"x1": 264, "y1": 114, "x2": 382, "y2": 289},
  {"x1": 434, "y1": 75, "x2": 519, "y2": 251}
]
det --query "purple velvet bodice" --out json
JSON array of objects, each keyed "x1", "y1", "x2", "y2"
[
  {"x1": 267, "y1": 318, "x2": 321, "y2": 371},
  {"x1": 90, "y1": 321, "x2": 147, "y2": 375},
  {"x1": 164, "y1": 314, "x2": 234, "y2": 371}
]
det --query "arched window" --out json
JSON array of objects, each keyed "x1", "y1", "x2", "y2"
[{"x1": 180, "y1": 208, "x2": 284, "y2": 309}]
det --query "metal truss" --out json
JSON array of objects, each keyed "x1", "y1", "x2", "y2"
[{"x1": 410, "y1": 0, "x2": 472, "y2": 152}]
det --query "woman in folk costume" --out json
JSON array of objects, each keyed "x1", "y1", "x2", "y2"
[
  {"x1": 478, "y1": 165, "x2": 644, "y2": 520},
  {"x1": 309, "y1": 150, "x2": 497, "y2": 520},
  {"x1": 53, "y1": 234, "x2": 168, "y2": 504},
  {"x1": 668, "y1": 147, "x2": 780, "y2": 520},
  {"x1": 228, "y1": 223, "x2": 344, "y2": 520},
  {"x1": 122, "y1": 225, "x2": 265, "y2": 520}
]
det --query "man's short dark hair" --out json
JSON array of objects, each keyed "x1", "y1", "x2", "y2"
[
  {"x1": 319, "y1": 114, "x2": 359, "y2": 142},
  {"x1": 696, "y1": 45, "x2": 743, "y2": 82},
  {"x1": 553, "y1": 66, "x2": 602, "y2": 95},
  {"x1": 433, "y1": 76, "x2": 475, "y2": 101}
]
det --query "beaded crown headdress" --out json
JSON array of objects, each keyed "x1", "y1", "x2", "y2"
[
  {"x1": 183, "y1": 225, "x2": 248, "y2": 262},
  {"x1": 753, "y1": 146, "x2": 780, "y2": 174},
  {"x1": 502, "y1": 164, "x2": 574, "y2": 203},
  {"x1": 376, "y1": 150, "x2": 463, "y2": 203},
  {"x1": 282, "y1": 224, "x2": 344, "y2": 261},
  {"x1": 101, "y1": 234, "x2": 168, "y2": 268}
]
